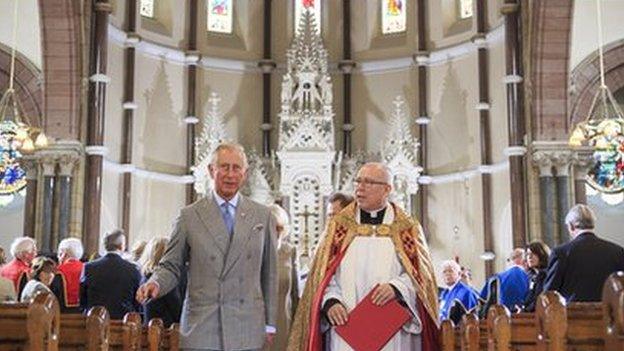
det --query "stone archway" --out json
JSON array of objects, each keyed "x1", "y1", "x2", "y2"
[
  {"x1": 530, "y1": 0, "x2": 575, "y2": 141},
  {"x1": 569, "y1": 39, "x2": 624, "y2": 126},
  {"x1": 38, "y1": 0, "x2": 85, "y2": 140},
  {"x1": 0, "y1": 44, "x2": 43, "y2": 124}
]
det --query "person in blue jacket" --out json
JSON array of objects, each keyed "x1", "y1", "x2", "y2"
[
  {"x1": 439, "y1": 259, "x2": 478, "y2": 321},
  {"x1": 480, "y1": 248, "x2": 529, "y2": 310}
]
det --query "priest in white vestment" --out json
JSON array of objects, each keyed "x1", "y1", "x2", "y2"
[{"x1": 287, "y1": 163, "x2": 440, "y2": 351}]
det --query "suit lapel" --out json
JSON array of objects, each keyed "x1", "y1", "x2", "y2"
[
  {"x1": 223, "y1": 196, "x2": 256, "y2": 276},
  {"x1": 194, "y1": 196, "x2": 229, "y2": 255}
]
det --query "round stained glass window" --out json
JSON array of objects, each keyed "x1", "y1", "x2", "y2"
[{"x1": 0, "y1": 121, "x2": 27, "y2": 198}]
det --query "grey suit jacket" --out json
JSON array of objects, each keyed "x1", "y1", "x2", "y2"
[{"x1": 151, "y1": 194, "x2": 278, "y2": 350}]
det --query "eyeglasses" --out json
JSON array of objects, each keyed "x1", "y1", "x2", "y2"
[{"x1": 353, "y1": 177, "x2": 388, "y2": 187}]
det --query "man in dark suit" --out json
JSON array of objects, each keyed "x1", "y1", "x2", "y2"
[
  {"x1": 80, "y1": 229, "x2": 143, "y2": 319},
  {"x1": 543, "y1": 204, "x2": 624, "y2": 302}
]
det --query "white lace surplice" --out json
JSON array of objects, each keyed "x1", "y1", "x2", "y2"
[{"x1": 322, "y1": 206, "x2": 422, "y2": 351}]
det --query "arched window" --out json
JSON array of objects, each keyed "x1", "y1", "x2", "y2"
[
  {"x1": 294, "y1": 0, "x2": 321, "y2": 34},
  {"x1": 458, "y1": 0, "x2": 473, "y2": 20},
  {"x1": 208, "y1": 0, "x2": 233, "y2": 34},
  {"x1": 139, "y1": 0, "x2": 155, "y2": 18},
  {"x1": 381, "y1": 0, "x2": 406, "y2": 34}
]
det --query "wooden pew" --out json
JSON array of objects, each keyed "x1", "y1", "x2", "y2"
[
  {"x1": 602, "y1": 272, "x2": 624, "y2": 351},
  {"x1": 487, "y1": 304, "x2": 537, "y2": 351},
  {"x1": 109, "y1": 312, "x2": 142, "y2": 351},
  {"x1": 140, "y1": 318, "x2": 163, "y2": 351},
  {"x1": 459, "y1": 313, "x2": 481, "y2": 351},
  {"x1": 0, "y1": 291, "x2": 59, "y2": 350},
  {"x1": 59, "y1": 307, "x2": 109, "y2": 350},
  {"x1": 536, "y1": 291, "x2": 604, "y2": 351},
  {"x1": 160, "y1": 323, "x2": 180, "y2": 351},
  {"x1": 441, "y1": 319, "x2": 457, "y2": 351}
]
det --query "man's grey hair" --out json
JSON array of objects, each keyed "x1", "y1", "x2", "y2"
[
  {"x1": 441, "y1": 259, "x2": 461, "y2": 272},
  {"x1": 360, "y1": 162, "x2": 392, "y2": 184},
  {"x1": 104, "y1": 229, "x2": 126, "y2": 252},
  {"x1": 565, "y1": 204, "x2": 596, "y2": 230},
  {"x1": 209, "y1": 142, "x2": 248, "y2": 169},
  {"x1": 10, "y1": 237, "x2": 36, "y2": 259},
  {"x1": 58, "y1": 238, "x2": 84, "y2": 260}
]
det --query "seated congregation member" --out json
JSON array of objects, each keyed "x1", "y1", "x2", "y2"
[
  {"x1": 326, "y1": 192, "x2": 354, "y2": 218},
  {"x1": 265, "y1": 204, "x2": 299, "y2": 351},
  {"x1": 543, "y1": 204, "x2": 624, "y2": 302},
  {"x1": 519, "y1": 241, "x2": 550, "y2": 312},
  {"x1": 53, "y1": 238, "x2": 84, "y2": 312},
  {"x1": 20, "y1": 256, "x2": 56, "y2": 302},
  {"x1": 139, "y1": 237, "x2": 183, "y2": 327},
  {"x1": 439, "y1": 260, "x2": 478, "y2": 322},
  {"x1": 80, "y1": 229, "x2": 143, "y2": 319},
  {"x1": 480, "y1": 248, "x2": 529, "y2": 310},
  {"x1": 0, "y1": 237, "x2": 37, "y2": 297}
]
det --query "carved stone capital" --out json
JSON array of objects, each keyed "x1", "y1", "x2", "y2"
[
  {"x1": 19, "y1": 155, "x2": 40, "y2": 180},
  {"x1": 531, "y1": 150, "x2": 553, "y2": 177},
  {"x1": 571, "y1": 146, "x2": 595, "y2": 180},
  {"x1": 58, "y1": 155, "x2": 80, "y2": 177},
  {"x1": 41, "y1": 157, "x2": 57, "y2": 177},
  {"x1": 551, "y1": 151, "x2": 574, "y2": 177}
]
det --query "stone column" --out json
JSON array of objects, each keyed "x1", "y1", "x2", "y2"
[
  {"x1": 415, "y1": 0, "x2": 430, "y2": 231},
  {"x1": 21, "y1": 156, "x2": 39, "y2": 238},
  {"x1": 56, "y1": 154, "x2": 79, "y2": 242},
  {"x1": 40, "y1": 158, "x2": 56, "y2": 253},
  {"x1": 571, "y1": 146, "x2": 594, "y2": 205},
  {"x1": 83, "y1": 0, "x2": 112, "y2": 255},
  {"x1": 552, "y1": 151, "x2": 573, "y2": 243},
  {"x1": 532, "y1": 150, "x2": 556, "y2": 247},
  {"x1": 503, "y1": 0, "x2": 528, "y2": 248}
]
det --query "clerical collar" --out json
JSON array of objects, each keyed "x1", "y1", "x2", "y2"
[{"x1": 361, "y1": 205, "x2": 387, "y2": 218}]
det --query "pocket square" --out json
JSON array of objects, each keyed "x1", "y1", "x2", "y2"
[{"x1": 253, "y1": 224, "x2": 264, "y2": 231}]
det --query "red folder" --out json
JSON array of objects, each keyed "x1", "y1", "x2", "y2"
[{"x1": 335, "y1": 286, "x2": 412, "y2": 351}]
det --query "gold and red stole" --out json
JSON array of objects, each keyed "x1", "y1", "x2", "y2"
[{"x1": 287, "y1": 202, "x2": 440, "y2": 351}]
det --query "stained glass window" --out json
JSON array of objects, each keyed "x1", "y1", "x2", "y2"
[
  {"x1": 208, "y1": 0, "x2": 233, "y2": 34},
  {"x1": 295, "y1": 0, "x2": 321, "y2": 34},
  {"x1": 580, "y1": 119, "x2": 624, "y2": 193},
  {"x1": 381, "y1": 0, "x2": 406, "y2": 34},
  {"x1": 139, "y1": 0, "x2": 155, "y2": 18},
  {"x1": 0, "y1": 121, "x2": 27, "y2": 207},
  {"x1": 458, "y1": 0, "x2": 474, "y2": 20}
]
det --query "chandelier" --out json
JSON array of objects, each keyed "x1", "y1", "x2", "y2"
[
  {"x1": 0, "y1": 0, "x2": 48, "y2": 206},
  {"x1": 569, "y1": 0, "x2": 624, "y2": 196}
]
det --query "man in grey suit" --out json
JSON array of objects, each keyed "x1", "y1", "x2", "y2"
[{"x1": 137, "y1": 143, "x2": 278, "y2": 351}]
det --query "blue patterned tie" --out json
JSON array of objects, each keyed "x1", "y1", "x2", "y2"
[{"x1": 221, "y1": 202, "x2": 234, "y2": 235}]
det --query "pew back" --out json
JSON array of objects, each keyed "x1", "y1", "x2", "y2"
[{"x1": 0, "y1": 291, "x2": 59, "y2": 351}]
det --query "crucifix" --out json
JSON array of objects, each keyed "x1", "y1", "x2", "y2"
[{"x1": 295, "y1": 204, "x2": 319, "y2": 267}]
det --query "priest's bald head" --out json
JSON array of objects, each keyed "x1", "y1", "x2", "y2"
[{"x1": 354, "y1": 162, "x2": 392, "y2": 212}]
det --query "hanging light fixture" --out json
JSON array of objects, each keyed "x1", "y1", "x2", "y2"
[
  {"x1": 0, "y1": 0, "x2": 48, "y2": 206},
  {"x1": 569, "y1": 0, "x2": 624, "y2": 195}
]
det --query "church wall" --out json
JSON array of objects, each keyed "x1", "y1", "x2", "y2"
[
  {"x1": 351, "y1": 68, "x2": 418, "y2": 153},
  {"x1": 129, "y1": 177, "x2": 186, "y2": 246},
  {"x1": 104, "y1": 44, "x2": 125, "y2": 165},
  {"x1": 197, "y1": 69, "x2": 264, "y2": 150},
  {"x1": 488, "y1": 39, "x2": 508, "y2": 164},
  {"x1": 491, "y1": 170, "x2": 513, "y2": 274},
  {"x1": 570, "y1": 0, "x2": 624, "y2": 71},
  {"x1": 0, "y1": 0, "x2": 41, "y2": 68},
  {"x1": 350, "y1": 0, "x2": 418, "y2": 61},
  {"x1": 198, "y1": 0, "x2": 264, "y2": 60},
  {"x1": 428, "y1": 177, "x2": 486, "y2": 287}
]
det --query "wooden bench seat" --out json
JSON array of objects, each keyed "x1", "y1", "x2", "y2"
[
  {"x1": 58, "y1": 307, "x2": 109, "y2": 350},
  {"x1": 603, "y1": 272, "x2": 624, "y2": 351},
  {"x1": 0, "y1": 291, "x2": 59, "y2": 351},
  {"x1": 108, "y1": 312, "x2": 142, "y2": 351}
]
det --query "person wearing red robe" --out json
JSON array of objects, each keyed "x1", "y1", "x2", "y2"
[
  {"x1": 56, "y1": 238, "x2": 84, "y2": 312},
  {"x1": 0, "y1": 237, "x2": 37, "y2": 297}
]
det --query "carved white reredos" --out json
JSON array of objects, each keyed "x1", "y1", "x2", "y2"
[{"x1": 380, "y1": 96, "x2": 422, "y2": 212}]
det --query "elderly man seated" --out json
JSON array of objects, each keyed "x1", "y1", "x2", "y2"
[
  {"x1": 439, "y1": 259, "x2": 478, "y2": 322},
  {"x1": 51, "y1": 238, "x2": 84, "y2": 312},
  {"x1": 0, "y1": 237, "x2": 37, "y2": 297}
]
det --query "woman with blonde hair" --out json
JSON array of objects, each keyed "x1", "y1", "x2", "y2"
[
  {"x1": 139, "y1": 237, "x2": 183, "y2": 327},
  {"x1": 265, "y1": 204, "x2": 299, "y2": 351}
]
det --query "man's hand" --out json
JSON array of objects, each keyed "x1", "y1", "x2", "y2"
[
  {"x1": 265, "y1": 333, "x2": 275, "y2": 347},
  {"x1": 136, "y1": 281, "x2": 160, "y2": 303},
  {"x1": 327, "y1": 303, "x2": 349, "y2": 326},
  {"x1": 371, "y1": 283, "x2": 396, "y2": 306}
]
